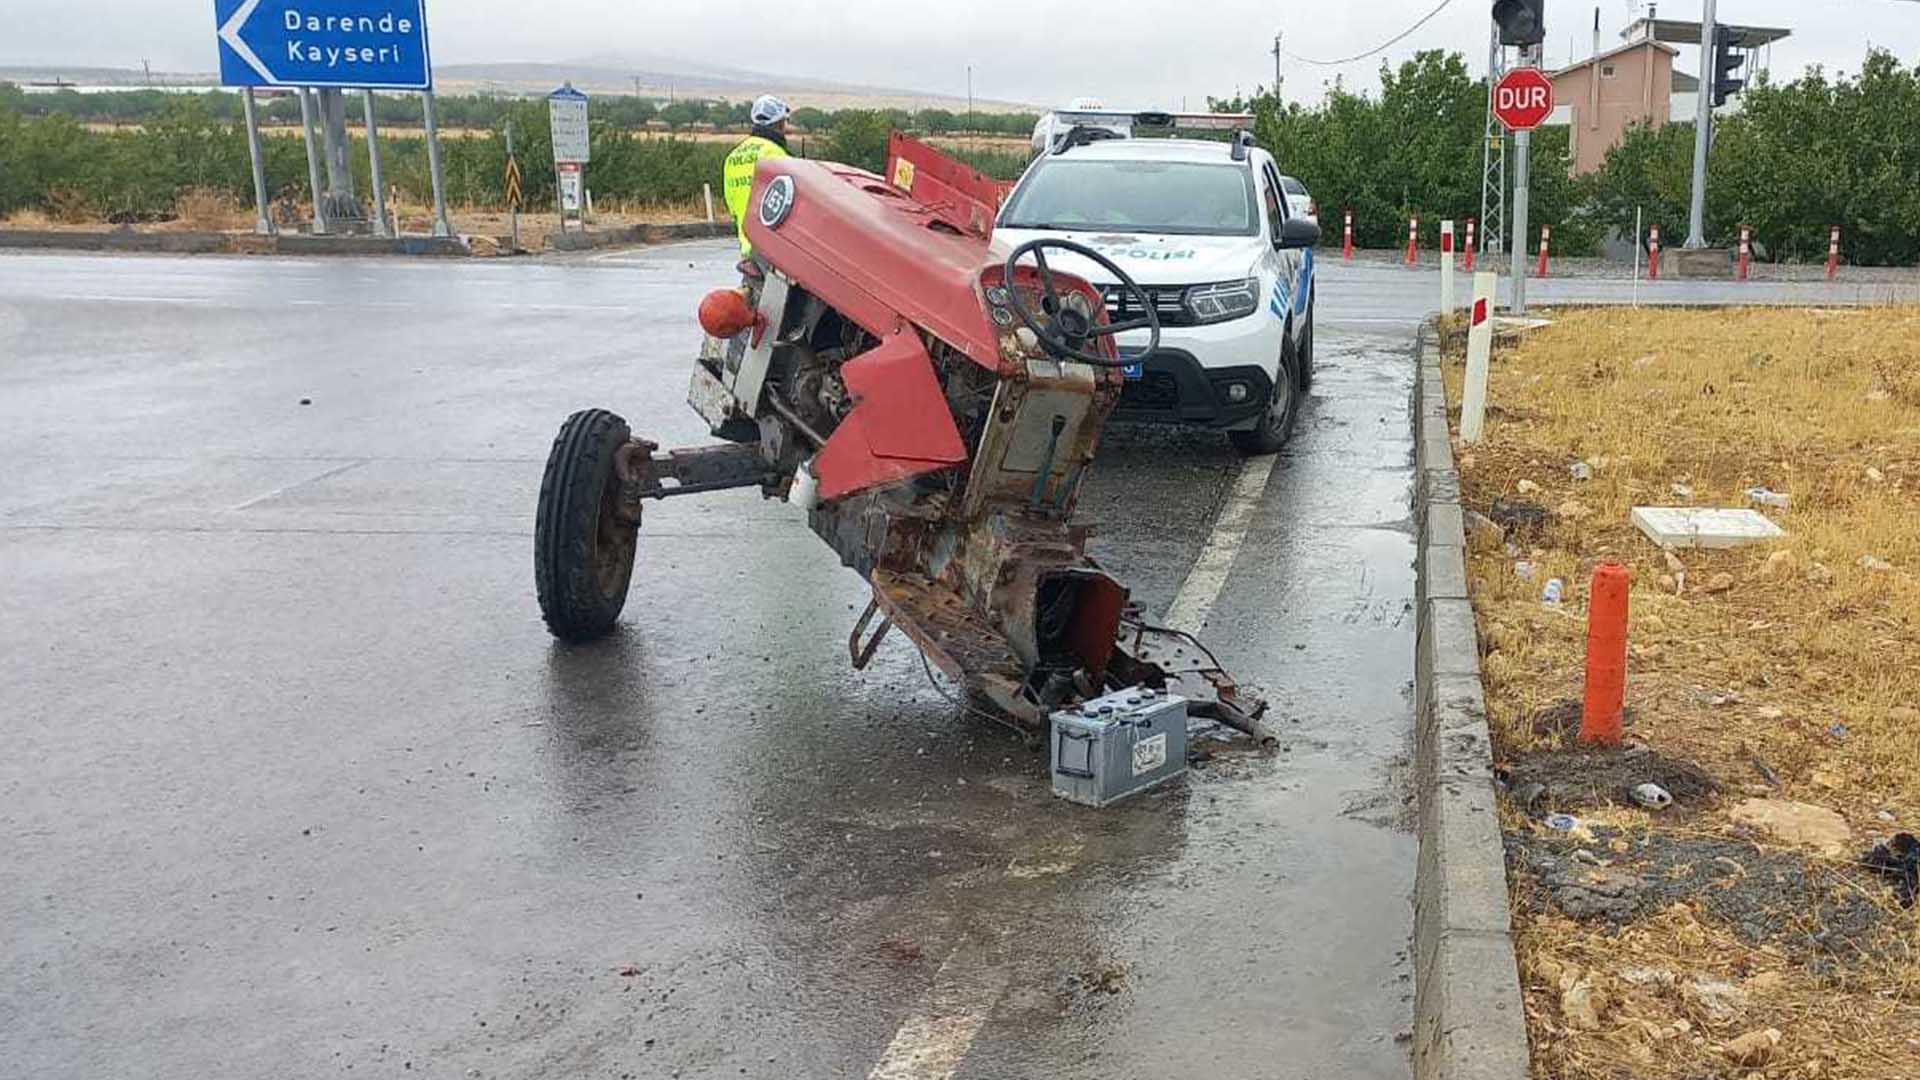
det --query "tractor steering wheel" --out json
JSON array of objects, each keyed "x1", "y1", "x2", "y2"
[{"x1": 1002, "y1": 239, "x2": 1161, "y2": 368}]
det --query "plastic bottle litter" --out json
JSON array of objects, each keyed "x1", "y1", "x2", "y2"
[
  {"x1": 1747, "y1": 486, "x2": 1793, "y2": 510},
  {"x1": 1545, "y1": 813, "x2": 1581, "y2": 832},
  {"x1": 1542, "y1": 578, "x2": 1565, "y2": 605},
  {"x1": 1631, "y1": 783, "x2": 1675, "y2": 810}
]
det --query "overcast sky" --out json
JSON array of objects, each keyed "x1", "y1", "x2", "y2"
[{"x1": 2, "y1": 0, "x2": 1915, "y2": 105}]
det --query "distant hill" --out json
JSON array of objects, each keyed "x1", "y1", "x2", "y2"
[{"x1": 0, "y1": 55, "x2": 1036, "y2": 114}]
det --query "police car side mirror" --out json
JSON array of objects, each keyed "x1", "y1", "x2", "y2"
[{"x1": 1277, "y1": 218, "x2": 1321, "y2": 250}]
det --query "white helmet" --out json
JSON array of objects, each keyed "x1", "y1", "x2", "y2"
[{"x1": 751, "y1": 95, "x2": 792, "y2": 126}]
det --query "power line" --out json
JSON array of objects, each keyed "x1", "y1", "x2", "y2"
[{"x1": 1276, "y1": 0, "x2": 1461, "y2": 67}]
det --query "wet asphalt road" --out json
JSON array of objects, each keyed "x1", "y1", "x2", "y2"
[{"x1": 10, "y1": 241, "x2": 1818, "y2": 1079}]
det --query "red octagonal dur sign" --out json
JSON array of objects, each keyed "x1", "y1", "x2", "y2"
[{"x1": 1493, "y1": 68, "x2": 1555, "y2": 131}]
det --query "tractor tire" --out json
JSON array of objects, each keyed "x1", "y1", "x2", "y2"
[
  {"x1": 535, "y1": 408, "x2": 639, "y2": 642},
  {"x1": 1229, "y1": 338, "x2": 1302, "y2": 456}
]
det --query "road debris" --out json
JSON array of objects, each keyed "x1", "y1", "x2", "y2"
[
  {"x1": 1569, "y1": 460, "x2": 1593, "y2": 482},
  {"x1": 1862, "y1": 832, "x2": 1918, "y2": 908},
  {"x1": 1629, "y1": 783, "x2": 1673, "y2": 810},
  {"x1": 1722, "y1": 1028, "x2": 1782, "y2": 1067},
  {"x1": 1631, "y1": 506, "x2": 1787, "y2": 549},
  {"x1": 1746, "y1": 486, "x2": 1792, "y2": 510}
]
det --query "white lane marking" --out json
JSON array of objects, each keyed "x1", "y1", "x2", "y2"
[
  {"x1": 45, "y1": 293, "x2": 213, "y2": 306},
  {"x1": 867, "y1": 947, "x2": 1007, "y2": 1080},
  {"x1": 1161, "y1": 454, "x2": 1277, "y2": 634}
]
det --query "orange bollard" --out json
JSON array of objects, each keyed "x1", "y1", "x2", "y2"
[
  {"x1": 1580, "y1": 561, "x2": 1632, "y2": 747},
  {"x1": 1647, "y1": 224, "x2": 1661, "y2": 280},
  {"x1": 1826, "y1": 225, "x2": 1841, "y2": 281},
  {"x1": 1343, "y1": 208, "x2": 1355, "y2": 261},
  {"x1": 1404, "y1": 216, "x2": 1419, "y2": 267},
  {"x1": 1534, "y1": 224, "x2": 1551, "y2": 278},
  {"x1": 1737, "y1": 224, "x2": 1752, "y2": 281}
]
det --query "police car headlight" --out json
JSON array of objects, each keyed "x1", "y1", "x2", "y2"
[{"x1": 1184, "y1": 278, "x2": 1261, "y2": 324}]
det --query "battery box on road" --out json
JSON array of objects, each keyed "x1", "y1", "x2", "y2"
[{"x1": 1049, "y1": 689, "x2": 1189, "y2": 808}]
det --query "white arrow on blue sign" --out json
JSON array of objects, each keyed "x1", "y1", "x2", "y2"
[{"x1": 215, "y1": 0, "x2": 433, "y2": 90}]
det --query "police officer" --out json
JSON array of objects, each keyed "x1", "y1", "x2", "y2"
[{"x1": 723, "y1": 95, "x2": 793, "y2": 258}]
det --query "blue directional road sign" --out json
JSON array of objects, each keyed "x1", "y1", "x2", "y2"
[{"x1": 215, "y1": 0, "x2": 433, "y2": 90}]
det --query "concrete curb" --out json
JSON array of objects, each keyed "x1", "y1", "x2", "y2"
[
  {"x1": 1411, "y1": 319, "x2": 1531, "y2": 1080},
  {"x1": 0, "y1": 228, "x2": 470, "y2": 258},
  {"x1": 547, "y1": 221, "x2": 733, "y2": 251}
]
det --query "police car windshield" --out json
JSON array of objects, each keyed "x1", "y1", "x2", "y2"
[{"x1": 1000, "y1": 159, "x2": 1258, "y2": 237}]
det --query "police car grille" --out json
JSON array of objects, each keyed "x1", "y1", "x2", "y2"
[
  {"x1": 1120, "y1": 370, "x2": 1182, "y2": 410},
  {"x1": 1102, "y1": 286, "x2": 1194, "y2": 328}
]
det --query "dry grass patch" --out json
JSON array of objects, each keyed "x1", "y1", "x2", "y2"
[{"x1": 1444, "y1": 305, "x2": 1920, "y2": 1079}]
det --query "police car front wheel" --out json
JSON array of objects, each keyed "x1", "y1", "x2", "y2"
[{"x1": 1228, "y1": 342, "x2": 1300, "y2": 456}]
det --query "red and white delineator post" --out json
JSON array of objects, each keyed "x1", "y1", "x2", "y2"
[
  {"x1": 1343, "y1": 209, "x2": 1355, "y2": 261},
  {"x1": 1440, "y1": 220, "x2": 1457, "y2": 314},
  {"x1": 1827, "y1": 225, "x2": 1842, "y2": 281},
  {"x1": 1648, "y1": 224, "x2": 1662, "y2": 280},
  {"x1": 1463, "y1": 217, "x2": 1477, "y2": 272},
  {"x1": 1534, "y1": 224, "x2": 1551, "y2": 278},
  {"x1": 1405, "y1": 216, "x2": 1419, "y2": 267},
  {"x1": 1460, "y1": 272, "x2": 1497, "y2": 444},
  {"x1": 1737, "y1": 225, "x2": 1752, "y2": 281}
]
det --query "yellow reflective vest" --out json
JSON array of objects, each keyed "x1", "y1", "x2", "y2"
[{"x1": 723, "y1": 134, "x2": 790, "y2": 255}]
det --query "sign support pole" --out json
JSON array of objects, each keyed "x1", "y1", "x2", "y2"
[
  {"x1": 421, "y1": 91, "x2": 453, "y2": 237},
  {"x1": 297, "y1": 88, "x2": 329, "y2": 235},
  {"x1": 505, "y1": 120, "x2": 521, "y2": 253},
  {"x1": 1507, "y1": 46, "x2": 1536, "y2": 316},
  {"x1": 240, "y1": 87, "x2": 273, "y2": 235},
  {"x1": 363, "y1": 90, "x2": 390, "y2": 237}
]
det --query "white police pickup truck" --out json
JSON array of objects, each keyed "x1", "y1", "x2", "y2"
[{"x1": 994, "y1": 113, "x2": 1320, "y2": 453}]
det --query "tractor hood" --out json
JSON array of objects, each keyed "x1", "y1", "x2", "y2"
[
  {"x1": 744, "y1": 158, "x2": 1007, "y2": 372},
  {"x1": 987, "y1": 228, "x2": 1262, "y2": 288}
]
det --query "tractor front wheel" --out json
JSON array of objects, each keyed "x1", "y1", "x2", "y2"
[{"x1": 535, "y1": 409, "x2": 639, "y2": 642}]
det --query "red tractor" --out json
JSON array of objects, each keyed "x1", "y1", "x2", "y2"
[{"x1": 534, "y1": 135, "x2": 1269, "y2": 739}]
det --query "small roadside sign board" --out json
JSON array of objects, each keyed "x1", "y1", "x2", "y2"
[
  {"x1": 557, "y1": 162, "x2": 584, "y2": 214},
  {"x1": 1493, "y1": 68, "x2": 1554, "y2": 131},
  {"x1": 549, "y1": 84, "x2": 590, "y2": 164},
  {"x1": 215, "y1": 0, "x2": 432, "y2": 90}
]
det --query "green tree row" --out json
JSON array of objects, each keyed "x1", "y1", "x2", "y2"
[
  {"x1": 0, "y1": 82, "x2": 1038, "y2": 137},
  {"x1": 1232, "y1": 47, "x2": 1920, "y2": 265}
]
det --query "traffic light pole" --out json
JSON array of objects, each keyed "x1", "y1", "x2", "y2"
[{"x1": 1686, "y1": 0, "x2": 1717, "y2": 248}]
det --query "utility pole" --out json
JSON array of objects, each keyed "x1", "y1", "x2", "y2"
[
  {"x1": 1685, "y1": 0, "x2": 1717, "y2": 247},
  {"x1": 1271, "y1": 33, "x2": 1284, "y2": 100},
  {"x1": 966, "y1": 65, "x2": 974, "y2": 141}
]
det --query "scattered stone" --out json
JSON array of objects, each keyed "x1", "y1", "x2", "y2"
[
  {"x1": 1866, "y1": 388, "x2": 1892, "y2": 402},
  {"x1": 1619, "y1": 966, "x2": 1676, "y2": 988},
  {"x1": 1755, "y1": 706, "x2": 1785, "y2": 721},
  {"x1": 1670, "y1": 482, "x2": 1695, "y2": 499},
  {"x1": 1878, "y1": 810, "x2": 1898, "y2": 824},
  {"x1": 1516, "y1": 479, "x2": 1542, "y2": 495},
  {"x1": 1465, "y1": 509, "x2": 1505, "y2": 544},
  {"x1": 1658, "y1": 573, "x2": 1679, "y2": 594},
  {"x1": 1866, "y1": 467, "x2": 1886, "y2": 484},
  {"x1": 1684, "y1": 978, "x2": 1750, "y2": 1025},
  {"x1": 1763, "y1": 550, "x2": 1799, "y2": 579},
  {"x1": 1807, "y1": 562, "x2": 1836, "y2": 584},
  {"x1": 1703, "y1": 572, "x2": 1735, "y2": 595},
  {"x1": 1744, "y1": 970, "x2": 1788, "y2": 994},
  {"x1": 1859, "y1": 555, "x2": 1893, "y2": 573},
  {"x1": 1514, "y1": 560, "x2": 1538, "y2": 581},
  {"x1": 1640, "y1": 614, "x2": 1666, "y2": 634},
  {"x1": 1730, "y1": 798, "x2": 1853, "y2": 856},
  {"x1": 1559, "y1": 975, "x2": 1607, "y2": 1031},
  {"x1": 1722, "y1": 1028, "x2": 1782, "y2": 1067},
  {"x1": 1747, "y1": 486, "x2": 1793, "y2": 510},
  {"x1": 1570, "y1": 460, "x2": 1594, "y2": 482},
  {"x1": 1556, "y1": 500, "x2": 1593, "y2": 521}
]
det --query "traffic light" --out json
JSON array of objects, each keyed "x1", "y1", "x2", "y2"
[
  {"x1": 1712, "y1": 26, "x2": 1747, "y2": 107},
  {"x1": 1492, "y1": 0, "x2": 1546, "y2": 47}
]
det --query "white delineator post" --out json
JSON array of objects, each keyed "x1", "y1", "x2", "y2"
[
  {"x1": 1440, "y1": 220, "x2": 1457, "y2": 314},
  {"x1": 1461, "y1": 271, "x2": 1497, "y2": 444},
  {"x1": 703, "y1": 182, "x2": 716, "y2": 224}
]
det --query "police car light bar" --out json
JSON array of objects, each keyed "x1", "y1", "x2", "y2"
[{"x1": 1050, "y1": 110, "x2": 1254, "y2": 132}]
